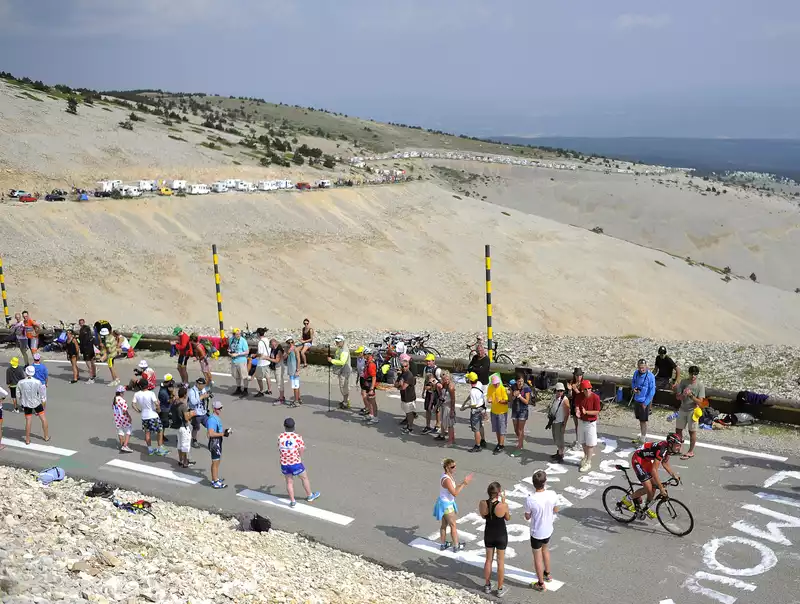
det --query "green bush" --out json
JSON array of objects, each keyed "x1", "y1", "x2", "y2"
[{"x1": 66, "y1": 97, "x2": 78, "y2": 115}]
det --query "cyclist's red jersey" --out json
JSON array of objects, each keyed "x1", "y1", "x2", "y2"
[{"x1": 632, "y1": 441, "x2": 670, "y2": 471}]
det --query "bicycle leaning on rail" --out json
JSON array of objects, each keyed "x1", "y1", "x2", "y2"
[
  {"x1": 466, "y1": 335, "x2": 513, "y2": 365},
  {"x1": 602, "y1": 464, "x2": 694, "y2": 536}
]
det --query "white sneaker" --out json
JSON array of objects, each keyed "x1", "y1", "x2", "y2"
[
  {"x1": 579, "y1": 461, "x2": 592, "y2": 473},
  {"x1": 86, "y1": 378, "x2": 95, "y2": 384}
]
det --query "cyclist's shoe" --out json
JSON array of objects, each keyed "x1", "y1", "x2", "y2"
[
  {"x1": 621, "y1": 496, "x2": 636, "y2": 513},
  {"x1": 646, "y1": 508, "x2": 657, "y2": 519},
  {"x1": 631, "y1": 436, "x2": 644, "y2": 445}
]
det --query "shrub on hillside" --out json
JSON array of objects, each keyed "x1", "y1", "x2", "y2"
[
  {"x1": 118, "y1": 120, "x2": 134, "y2": 131},
  {"x1": 292, "y1": 153, "x2": 305, "y2": 166},
  {"x1": 66, "y1": 97, "x2": 78, "y2": 115},
  {"x1": 129, "y1": 112, "x2": 143, "y2": 122},
  {"x1": 323, "y1": 156, "x2": 336, "y2": 169}
]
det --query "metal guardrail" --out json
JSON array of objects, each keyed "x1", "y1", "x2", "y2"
[{"x1": 2, "y1": 329, "x2": 797, "y2": 423}]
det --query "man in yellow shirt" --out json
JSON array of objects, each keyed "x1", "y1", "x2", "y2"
[{"x1": 487, "y1": 374, "x2": 509, "y2": 454}]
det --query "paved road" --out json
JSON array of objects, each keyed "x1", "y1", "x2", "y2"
[{"x1": 1, "y1": 351, "x2": 799, "y2": 604}]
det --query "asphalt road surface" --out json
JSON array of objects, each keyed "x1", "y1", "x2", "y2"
[{"x1": 1, "y1": 351, "x2": 799, "y2": 604}]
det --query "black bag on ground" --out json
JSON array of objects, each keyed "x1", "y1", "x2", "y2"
[
  {"x1": 250, "y1": 513, "x2": 272, "y2": 532},
  {"x1": 85, "y1": 482, "x2": 114, "y2": 498}
]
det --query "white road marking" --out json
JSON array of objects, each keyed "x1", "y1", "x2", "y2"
[
  {"x1": 660, "y1": 600, "x2": 676, "y2": 604},
  {"x1": 646, "y1": 434, "x2": 788, "y2": 462},
  {"x1": 103, "y1": 459, "x2": 203, "y2": 485},
  {"x1": 1, "y1": 438, "x2": 77, "y2": 456},
  {"x1": 755, "y1": 492, "x2": 800, "y2": 509},
  {"x1": 386, "y1": 394, "x2": 426, "y2": 402},
  {"x1": 409, "y1": 538, "x2": 564, "y2": 590},
  {"x1": 237, "y1": 489, "x2": 354, "y2": 526}
]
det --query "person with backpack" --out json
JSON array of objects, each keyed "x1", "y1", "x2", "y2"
[
  {"x1": 546, "y1": 383, "x2": 570, "y2": 462},
  {"x1": 422, "y1": 354, "x2": 443, "y2": 434},
  {"x1": 112, "y1": 385, "x2": 133, "y2": 453},
  {"x1": 157, "y1": 374, "x2": 176, "y2": 444},
  {"x1": 170, "y1": 326, "x2": 192, "y2": 386},
  {"x1": 254, "y1": 328, "x2": 272, "y2": 398},
  {"x1": 461, "y1": 371, "x2": 488, "y2": 452},
  {"x1": 188, "y1": 377, "x2": 211, "y2": 448}
]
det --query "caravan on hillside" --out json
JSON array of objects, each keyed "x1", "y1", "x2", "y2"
[
  {"x1": 119, "y1": 185, "x2": 142, "y2": 198},
  {"x1": 170, "y1": 180, "x2": 187, "y2": 191},
  {"x1": 274, "y1": 179, "x2": 293, "y2": 190},
  {"x1": 212, "y1": 181, "x2": 228, "y2": 193},
  {"x1": 96, "y1": 180, "x2": 123, "y2": 193},
  {"x1": 138, "y1": 180, "x2": 155, "y2": 192},
  {"x1": 257, "y1": 180, "x2": 277, "y2": 191},
  {"x1": 223, "y1": 179, "x2": 239, "y2": 189},
  {"x1": 188, "y1": 183, "x2": 210, "y2": 195},
  {"x1": 236, "y1": 181, "x2": 255, "y2": 192},
  {"x1": 315, "y1": 180, "x2": 332, "y2": 189}
]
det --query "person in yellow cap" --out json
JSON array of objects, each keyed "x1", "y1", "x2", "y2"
[
  {"x1": 422, "y1": 353, "x2": 442, "y2": 435},
  {"x1": 6, "y1": 357, "x2": 25, "y2": 413},
  {"x1": 461, "y1": 371, "x2": 487, "y2": 452}
]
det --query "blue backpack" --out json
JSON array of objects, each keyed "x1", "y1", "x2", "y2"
[{"x1": 38, "y1": 467, "x2": 65, "y2": 485}]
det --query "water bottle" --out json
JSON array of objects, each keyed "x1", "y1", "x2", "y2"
[{"x1": 667, "y1": 412, "x2": 678, "y2": 422}]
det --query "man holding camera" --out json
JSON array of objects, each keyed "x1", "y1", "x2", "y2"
[
  {"x1": 188, "y1": 377, "x2": 211, "y2": 448},
  {"x1": 207, "y1": 400, "x2": 232, "y2": 489}
]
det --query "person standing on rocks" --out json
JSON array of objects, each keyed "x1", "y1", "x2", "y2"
[
  {"x1": 467, "y1": 345, "x2": 491, "y2": 392},
  {"x1": 278, "y1": 417, "x2": 320, "y2": 507},
  {"x1": 207, "y1": 400, "x2": 230, "y2": 489},
  {"x1": 631, "y1": 359, "x2": 656, "y2": 445},
  {"x1": 228, "y1": 328, "x2": 250, "y2": 396},
  {"x1": 510, "y1": 369, "x2": 533, "y2": 457},
  {"x1": 285, "y1": 337, "x2": 302, "y2": 407},
  {"x1": 254, "y1": 328, "x2": 272, "y2": 398},
  {"x1": 112, "y1": 385, "x2": 133, "y2": 453},
  {"x1": 133, "y1": 377, "x2": 168, "y2": 456},
  {"x1": 267, "y1": 338, "x2": 287, "y2": 405},
  {"x1": 299, "y1": 318, "x2": 314, "y2": 368},
  {"x1": 574, "y1": 379, "x2": 601, "y2": 473},
  {"x1": 171, "y1": 326, "x2": 193, "y2": 386},
  {"x1": 524, "y1": 470, "x2": 559, "y2": 592},
  {"x1": 434, "y1": 458, "x2": 473, "y2": 552},
  {"x1": 65, "y1": 331, "x2": 80, "y2": 383},
  {"x1": 18, "y1": 365, "x2": 50, "y2": 444},
  {"x1": 328, "y1": 335, "x2": 351, "y2": 409},
  {"x1": 488, "y1": 374, "x2": 509, "y2": 455},
  {"x1": 654, "y1": 346, "x2": 680, "y2": 391},
  {"x1": 547, "y1": 383, "x2": 569, "y2": 462},
  {"x1": 437, "y1": 370, "x2": 457, "y2": 445},
  {"x1": 11, "y1": 313, "x2": 31, "y2": 367},
  {"x1": 98, "y1": 327, "x2": 120, "y2": 387},
  {"x1": 462, "y1": 371, "x2": 488, "y2": 452},
  {"x1": 6, "y1": 357, "x2": 25, "y2": 413},
  {"x1": 675, "y1": 365, "x2": 705, "y2": 460},
  {"x1": 566, "y1": 367, "x2": 584, "y2": 450},
  {"x1": 396, "y1": 354, "x2": 418, "y2": 434},
  {"x1": 480, "y1": 481, "x2": 510, "y2": 596},
  {"x1": 77, "y1": 318, "x2": 97, "y2": 384}
]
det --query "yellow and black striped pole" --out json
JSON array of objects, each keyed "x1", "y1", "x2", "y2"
[
  {"x1": 485, "y1": 244, "x2": 494, "y2": 362},
  {"x1": 0, "y1": 256, "x2": 9, "y2": 325},
  {"x1": 211, "y1": 245, "x2": 225, "y2": 339}
]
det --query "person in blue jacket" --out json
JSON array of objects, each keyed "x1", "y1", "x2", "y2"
[{"x1": 631, "y1": 358, "x2": 655, "y2": 445}]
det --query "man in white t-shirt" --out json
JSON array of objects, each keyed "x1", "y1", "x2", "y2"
[
  {"x1": 133, "y1": 377, "x2": 167, "y2": 456},
  {"x1": 524, "y1": 470, "x2": 559, "y2": 592},
  {"x1": 254, "y1": 328, "x2": 272, "y2": 398}
]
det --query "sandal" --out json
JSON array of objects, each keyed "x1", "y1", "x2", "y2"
[
  {"x1": 531, "y1": 581, "x2": 546, "y2": 592},
  {"x1": 680, "y1": 452, "x2": 694, "y2": 460}
]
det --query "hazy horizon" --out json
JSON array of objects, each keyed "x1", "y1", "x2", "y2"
[{"x1": 1, "y1": 1, "x2": 799, "y2": 139}]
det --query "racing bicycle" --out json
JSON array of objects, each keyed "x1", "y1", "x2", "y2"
[
  {"x1": 466, "y1": 336, "x2": 513, "y2": 365},
  {"x1": 602, "y1": 463, "x2": 694, "y2": 536}
]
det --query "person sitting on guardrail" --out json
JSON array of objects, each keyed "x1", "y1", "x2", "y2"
[
  {"x1": 300, "y1": 319, "x2": 314, "y2": 368},
  {"x1": 467, "y1": 345, "x2": 490, "y2": 392}
]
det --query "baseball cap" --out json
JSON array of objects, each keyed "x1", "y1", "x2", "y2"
[
  {"x1": 172, "y1": 326, "x2": 182, "y2": 336},
  {"x1": 163, "y1": 373, "x2": 173, "y2": 382},
  {"x1": 99, "y1": 328, "x2": 110, "y2": 336},
  {"x1": 658, "y1": 346, "x2": 667, "y2": 355},
  {"x1": 466, "y1": 371, "x2": 478, "y2": 382},
  {"x1": 232, "y1": 327, "x2": 241, "y2": 333},
  {"x1": 10, "y1": 357, "x2": 19, "y2": 368},
  {"x1": 490, "y1": 374, "x2": 501, "y2": 385},
  {"x1": 138, "y1": 360, "x2": 148, "y2": 369},
  {"x1": 25, "y1": 365, "x2": 35, "y2": 376},
  {"x1": 33, "y1": 353, "x2": 41, "y2": 361},
  {"x1": 115, "y1": 385, "x2": 126, "y2": 393},
  {"x1": 580, "y1": 379, "x2": 592, "y2": 389},
  {"x1": 284, "y1": 417, "x2": 295, "y2": 430},
  {"x1": 555, "y1": 382, "x2": 565, "y2": 391},
  {"x1": 196, "y1": 377, "x2": 207, "y2": 384},
  {"x1": 363, "y1": 347, "x2": 373, "y2": 355},
  {"x1": 354, "y1": 345, "x2": 364, "y2": 354},
  {"x1": 334, "y1": 334, "x2": 344, "y2": 342},
  {"x1": 212, "y1": 400, "x2": 223, "y2": 410},
  {"x1": 400, "y1": 353, "x2": 411, "y2": 362}
]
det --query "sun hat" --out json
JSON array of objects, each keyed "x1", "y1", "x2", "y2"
[
  {"x1": 285, "y1": 336, "x2": 295, "y2": 343},
  {"x1": 490, "y1": 374, "x2": 501, "y2": 385},
  {"x1": 10, "y1": 357, "x2": 19, "y2": 368},
  {"x1": 25, "y1": 365, "x2": 35, "y2": 376},
  {"x1": 33, "y1": 353, "x2": 41, "y2": 361},
  {"x1": 400, "y1": 353, "x2": 411, "y2": 362},
  {"x1": 99, "y1": 328, "x2": 110, "y2": 336},
  {"x1": 212, "y1": 400, "x2": 223, "y2": 410},
  {"x1": 138, "y1": 360, "x2": 148, "y2": 369},
  {"x1": 334, "y1": 334, "x2": 344, "y2": 342},
  {"x1": 555, "y1": 382, "x2": 565, "y2": 391},
  {"x1": 196, "y1": 377, "x2": 207, "y2": 384},
  {"x1": 172, "y1": 326, "x2": 182, "y2": 336},
  {"x1": 580, "y1": 379, "x2": 592, "y2": 390}
]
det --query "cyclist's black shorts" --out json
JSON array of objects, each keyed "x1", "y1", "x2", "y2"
[{"x1": 632, "y1": 457, "x2": 652, "y2": 483}]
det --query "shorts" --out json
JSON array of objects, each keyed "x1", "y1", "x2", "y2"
[
  {"x1": 632, "y1": 458, "x2": 653, "y2": 483},
  {"x1": 485, "y1": 536, "x2": 508, "y2": 550},
  {"x1": 281, "y1": 462, "x2": 306, "y2": 476},
  {"x1": 433, "y1": 497, "x2": 458, "y2": 520},
  {"x1": 256, "y1": 364, "x2": 269, "y2": 379},
  {"x1": 177, "y1": 355, "x2": 190, "y2": 366},
  {"x1": 511, "y1": 402, "x2": 529, "y2": 421},
  {"x1": 302, "y1": 342, "x2": 312, "y2": 349},
  {"x1": 401, "y1": 400, "x2": 416, "y2": 415},
  {"x1": 231, "y1": 363, "x2": 247, "y2": 383},
  {"x1": 676, "y1": 408, "x2": 699, "y2": 432},
  {"x1": 424, "y1": 391, "x2": 438, "y2": 412},
  {"x1": 23, "y1": 405, "x2": 45, "y2": 416},
  {"x1": 530, "y1": 535, "x2": 551, "y2": 550},
  {"x1": 360, "y1": 378, "x2": 371, "y2": 391},
  {"x1": 142, "y1": 417, "x2": 163, "y2": 434},
  {"x1": 192, "y1": 414, "x2": 208, "y2": 430},
  {"x1": 199, "y1": 358, "x2": 210, "y2": 373},
  {"x1": 656, "y1": 377, "x2": 671, "y2": 390},
  {"x1": 290, "y1": 376, "x2": 300, "y2": 390},
  {"x1": 248, "y1": 364, "x2": 258, "y2": 377},
  {"x1": 469, "y1": 409, "x2": 485, "y2": 433},
  {"x1": 9, "y1": 385, "x2": 17, "y2": 399},
  {"x1": 578, "y1": 420, "x2": 597, "y2": 447},
  {"x1": 82, "y1": 352, "x2": 95, "y2": 362},
  {"x1": 116, "y1": 425, "x2": 132, "y2": 436},
  {"x1": 177, "y1": 426, "x2": 192, "y2": 453},
  {"x1": 490, "y1": 412, "x2": 508, "y2": 434},
  {"x1": 440, "y1": 407, "x2": 454, "y2": 432},
  {"x1": 209, "y1": 438, "x2": 222, "y2": 460},
  {"x1": 634, "y1": 403, "x2": 651, "y2": 422}
]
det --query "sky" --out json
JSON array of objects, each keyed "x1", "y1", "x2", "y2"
[{"x1": 1, "y1": 0, "x2": 799, "y2": 139}]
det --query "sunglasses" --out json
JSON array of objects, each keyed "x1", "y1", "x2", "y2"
[{"x1": 448, "y1": 465, "x2": 456, "y2": 470}]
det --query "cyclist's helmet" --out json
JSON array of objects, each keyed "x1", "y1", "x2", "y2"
[{"x1": 666, "y1": 432, "x2": 684, "y2": 447}]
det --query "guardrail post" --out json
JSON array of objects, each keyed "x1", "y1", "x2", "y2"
[
  {"x1": 0, "y1": 256, "x2": 9, "y2": 325},
  {"x1": 211, "y1": 244, "x2": 225, "y2": 339},
  {"x1": 485, "y1": 244, "x2": 493, "y2": 362}
]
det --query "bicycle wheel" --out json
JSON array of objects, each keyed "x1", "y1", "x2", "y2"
[
  {"x1": 602, "y1": 486, "x2": 637, "y2": 524},
  {"x1": 422, "y1": 346, "x2": 441, "y2": 357},
  {"x1": 656, "y1": 498, "x2": 694, "y2": 536},
  {"x1": 495, "y1": 353, "x2": 514, "y2": 365}
]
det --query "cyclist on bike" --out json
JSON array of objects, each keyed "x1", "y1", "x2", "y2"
[{"x1": 622, "y1": 433, "x2": 682, "y2": 518}]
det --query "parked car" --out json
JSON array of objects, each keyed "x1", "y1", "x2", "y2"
[
  {"x1": 45, "y1": 193, "x2": 66, "y2": 201},
  {"x1": 50, "y1": 189, "x2": 69, "y2": 196},
  {"x1": 158, "y1": 187, "x2": 174, "y2": 196},
  {"x1": 296, "y1": 182, "x2": 311, "y2": 190},
  {"x1": 94, "y1": 190, "x2": 112, "y2": 198},
  {"x1": 9, "y1": 190, "x2": 27, "y2": 198},
  {"x1": 18, "y1": 194, "x2": 38, "y2": 203}
]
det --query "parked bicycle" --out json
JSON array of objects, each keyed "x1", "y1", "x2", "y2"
[
  {"x1": 466, "y1": 336, "x2": 513, "y2": 365},
  {"x1": 405, "y1": 333, "x2": 440, "y2": 357},
  {"x1": 602, "y1": 464, "x2": 694, "y2": 536}
]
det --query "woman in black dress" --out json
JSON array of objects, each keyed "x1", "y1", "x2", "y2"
[{"x1": 479, "y1": 481, "x2": 510, "y2": 596}]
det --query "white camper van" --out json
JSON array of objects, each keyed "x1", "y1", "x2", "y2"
[
  {"x1": 257, "y1": 180, "x2": 273, "y2": 191},
  {"x1": 138, "y1": 180, "x2": 155, "y2": 192},
  {"x1": 119, "y1": 186, "x2": 142, "y2": 198},
  {"x1": 96, "y1": 180, "x2": 115, "y2": 193},
  {"x1": 188, "y1": 183, "x2": 210, "y2": 195},
  {"x1": 212, "y1": 182, "x2": 228, "y2": 193},
  {"x1": 170, "y1": 180, "x2": 187, "y2": 191},
  {"x1": 236, "y1": 181, "x2": 255, "y2": 192},
  {"x1": 275, "y1": 179, "x2": 293, "y2": 190},
  {"x1": 315, "y1": 180, "x2": 332, "y2": 189},
  {"x1": 223, "y1": 179, "x2": 239, "y2": 189}
]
